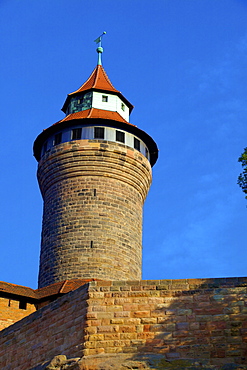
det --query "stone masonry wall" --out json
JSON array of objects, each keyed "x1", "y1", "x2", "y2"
[
  {"x1": 37, "y1": 140, "x2": 152, "y2": 288},
  {"x1": 0, "y1": 284, "x2": 88, "y2": 370},
  {"x1": 83, "y1": 278, "x2": 247, "y2": 367},
  {"x1": 0, "y1": 297, "x2": 36, "y2": 331},
  {"x1": 0, "y1": 278, "x2": 246, "y2": 370}
]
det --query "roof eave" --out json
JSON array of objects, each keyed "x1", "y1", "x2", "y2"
[{"x1": 33, "y1": 117, "x2": 158, "y2": 166}]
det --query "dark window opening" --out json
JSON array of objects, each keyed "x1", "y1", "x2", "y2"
[
  {"x1": 134, "y1": 138, "x2": 140, "y2": 151},
  {"x1": 19, "y1": 301, "x2": 27, "y2": 310},
  {"x1": 116, "y1": 130, "x2": 125, "y2": 143},
  {"x1": 54, "y1": 132, "x2": 62, "y2": 145},
  {"x1": 145, "y1": 147, "x2": 149, "y2": 159},
  {"x1": 72, "y1": 128, "x2": 82, "y2": 140},
  {"x1": 121, "y1": 103, "x2": 125, "y2": 111},
  {"x1": 102, "y1": 95, "x2": 108, "y2": 102},
  {"x1": 94, "y1": 127, "x2": 105, "y2": 139}
]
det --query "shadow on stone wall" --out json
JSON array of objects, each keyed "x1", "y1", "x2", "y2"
[
  {"x1": 77, "y1": 279, "x2": 247, "y2": 370},
  {"x1": 128, "y1": 279, "x2": 247, "y2": 370},
  {"x1": 10, "y1": 279, "x2": 247, "y2": 370}
]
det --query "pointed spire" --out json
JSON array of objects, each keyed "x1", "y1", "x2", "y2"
[
  {"x1": 66, "y1": 64, "x2": 119, "y2": 95},
  {"x1": 61, "y1": 34, "x2": 134, "y2": 114},
  {"x1": 94, "y1": 32, "x2": 106, "y2": 66},
  {"x1": 62, "y1": 65, "x2": 133, "y2": 114}
]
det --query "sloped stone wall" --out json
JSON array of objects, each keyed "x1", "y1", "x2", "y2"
[
  {"x1": 0, "y1": 284, "x2": 88, "y2": 370},
  {"x1": 0, "y1": 278, "x2": 247, "y2": 370}
]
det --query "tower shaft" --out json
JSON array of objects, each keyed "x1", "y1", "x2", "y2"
[{"x1": 38, "y1": 139, "x2": 152, "y2": 288}]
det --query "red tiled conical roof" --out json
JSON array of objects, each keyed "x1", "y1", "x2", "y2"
[
  {"x1": 62, "y1": 65, "x2": 133, "y2": 113},
  {"x1": 70, "y1": 64, "x2": 119, "y2": 95}
]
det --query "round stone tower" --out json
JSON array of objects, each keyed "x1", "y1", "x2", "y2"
[{"x1": 34, "y1": 44, "x2": 158, "y2": 288}]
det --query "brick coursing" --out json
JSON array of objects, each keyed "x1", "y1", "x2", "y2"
[
  {"x1": 0, "y1": 297, "x2": 36, "y2": 331},
  {"x1": 83, "y1": 278, "x2": 247, "y2": 365},
  {"x1": 0, "y1": 284, "x2": 89, "y2": 370},
  {"x1": 0, "y1": 278, "x2": 246, "y2": 369},
  {"x1": 37, "y1": 140, "x2": 152, "y2": 288}
]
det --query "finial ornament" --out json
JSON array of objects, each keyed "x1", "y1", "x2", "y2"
[{"x1": 94, "y1": 31, "x2": 106, "y2": 65}]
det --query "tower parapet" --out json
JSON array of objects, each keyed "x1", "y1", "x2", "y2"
[{"x1": 34, "y1": 46, "x2": 158, "y2": 288}]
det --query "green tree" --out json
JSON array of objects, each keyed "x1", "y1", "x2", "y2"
[{"x1": 238, "y1": 147, "x2": 247, "y2": 199}]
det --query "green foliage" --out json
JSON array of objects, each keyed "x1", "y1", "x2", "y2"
[{"x1": 238, "y1": 147, "x2": 247, "y2": 199}]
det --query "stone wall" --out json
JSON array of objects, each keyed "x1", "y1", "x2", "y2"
[
  {"x1": 37, "y1": 140, "x2": 152, "y2": 287},
  {"x1": 0, "y1": 278, "x2": 246, "y2": 369},
  {"x1": 83, "y1": 278, "x2": 247, "y2": 367},
  {"x1": 0, "y1": 284, "x2": 88, "y2": 370}
]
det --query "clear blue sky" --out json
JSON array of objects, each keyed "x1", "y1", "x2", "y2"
[{"x1": 0, "y1": 0, "x2": 246, "y2": 289}]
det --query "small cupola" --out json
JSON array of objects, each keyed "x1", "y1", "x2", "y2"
[{"x1": 62, "y1": 34, "x2": 133, "y2": 122}]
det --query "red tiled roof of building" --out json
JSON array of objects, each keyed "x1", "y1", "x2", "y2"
[
  {"x1": 70, "y1": 64, "x2": 119, "y2": 95},
  {"x1": 36, "y1": 279, "x2": 95, "y2": 298},
  {"x1": 0, "y1": 281, "x2": 37, "y2": 299},
  {"x1": 0, "y1": 279, "x2": 98, "y2": 301},
  {"x1": 54, "y1": 108, "x2": 136, "y2": 126}
]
